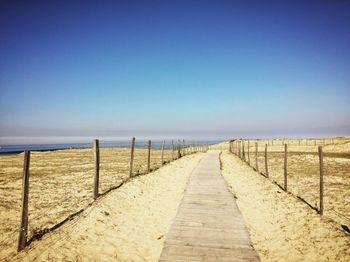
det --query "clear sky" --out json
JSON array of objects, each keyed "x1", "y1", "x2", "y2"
[{"x1": 0, "y1": 0, "x2": 349, "y2": 143}]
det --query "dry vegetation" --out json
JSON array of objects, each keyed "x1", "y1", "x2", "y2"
[
  {"x1": 233, "y1": 137, "x2": 350, "y2": 227},
  {"x1": 221, "y1": 151, "x2": 350, "y2": 261},
  {"x1": 0, "y1": 144, "x2": 180, "y2": 260},
  {"x1": 12, "y1": 153, "x2": 204, "y2": 262}
]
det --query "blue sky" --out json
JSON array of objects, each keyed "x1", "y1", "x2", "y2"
[{"x1": 0, "y1": 0, "x2": 349, "y2": 143}]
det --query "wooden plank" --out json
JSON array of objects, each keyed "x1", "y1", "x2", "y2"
[
  {"x1": 93, "y1": 139, "x2": 100, "y2": 199},
  {"x1": 18, "y1": 150, "x2": 30, "y2": 252},
  {"x1": 159, "y1": 151, "x2": 260, "y2": 261}
]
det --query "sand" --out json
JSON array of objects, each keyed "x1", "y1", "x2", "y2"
[
  {"x1": 220, "y1": 150, "x2": 350, "y2": 261},
  {"x1": 1, "y1": 138, "x2": 349, "y2": 261},
  {"x1": 230, "y1": 138, "x2": 350, "y2": 226},
  {"x1": 0, "y1": 146, "x2": 182, "y2": 260},
  {"x1": 10, "y1": 152, "x2": 204, "y2": 261}
]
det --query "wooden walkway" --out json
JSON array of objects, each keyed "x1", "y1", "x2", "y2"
[{"x1": 159, "y1": 151, "x2": 260, "y2": 261}]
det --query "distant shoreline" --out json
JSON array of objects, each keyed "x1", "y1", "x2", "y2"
[{"x1": 0, "y1": 140, "x2": 221, "y2": 155}]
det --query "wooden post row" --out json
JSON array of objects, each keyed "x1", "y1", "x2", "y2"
[
  {"x1": 318, "y1": 146, "x2": 324, "y2": 215},
  {"x1": 93, "y1": 139, "x2": 100, "y2": 200},
  {"x1": 147, "y1": 140, "x2": 151, "y2": 173},
  {"x1": 129, "y1": 137, "x2": 135, "y2": 177},
  {"x1": 18, "y1": 151, "x2": 30, "y2": 252},
  {"x1": 284, "y1": 144, "x2": 288, "y2": 191}
]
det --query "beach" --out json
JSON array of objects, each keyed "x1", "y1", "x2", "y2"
[
  {"x1": 220, "y1": 150, "x2": 350, "y2": 261},
  {"x1": 10, "y1": 152, "x2": 204, "y2": 261},
  {"x1": 0, "y1": 139, "x2": 349, "y2": 261},
  {"x1": 0, "y1": 146, "x2": 179, "y2": 260}
]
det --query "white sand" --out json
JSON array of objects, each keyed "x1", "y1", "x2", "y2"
[
  {"x1": 220, "y1": 150, "x2": 350, "y2": 261},
  {"x1": 13, "y1": 153, "x2": 204, "y2": 261}
]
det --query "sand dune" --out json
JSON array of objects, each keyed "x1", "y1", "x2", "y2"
[
  {"x1": 221, "y1": 150, "x2": 350, "y2": 261},
  {"x1": 12, "y1": 153, "x2": 203, "y2": 261},
  {"x1": 1, "y1": 139, "x2": 349, "y2": 261},
  {"x1": 0, "y1": 146, "x2": 183, "y2": 260}
]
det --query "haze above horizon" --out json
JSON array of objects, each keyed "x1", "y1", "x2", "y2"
[{"x1": 1, "y1": 1, "x2": 349, "y2": 144}]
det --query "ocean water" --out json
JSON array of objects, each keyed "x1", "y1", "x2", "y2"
[{"x1": 0, "y1": 140, "x2": 221, "y2": 154}]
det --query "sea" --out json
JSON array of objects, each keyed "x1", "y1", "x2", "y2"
[{"x1": 0, "y1": 140, "x2": 221, "y2": 155}]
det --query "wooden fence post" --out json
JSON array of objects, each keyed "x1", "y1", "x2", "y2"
[
  {"x1": 318, "y1": 146, "x2": 324, "y2": 215},
  {"x1": 129, "y1": 137, "x2": 135, "y2": 177},
  {"x1": 242, "y1": 140, "x2": 246, "y2": 161},
  {"x1": 247, "y1": 140, "x2": 250, "y2": 165},
  {"x1": 161, "y1": 140, "x2": 165, "y2": 165},
  {"x1": 171, "y1": 139, "x2": 174, "y2": 160},
  {"x1": 18, "y1": 150, "x2": 30, "y2": 252},
  {"x1": 238, "y1": 141, "x2": 241, "y2": 158},
  {"x1": 147, "y1": 140, "x2": 151, "y2": 172},
  {"x1": 265, "y1": 144, "x2": 269, "y2": 177},
  {"x1": 183, "y1": 139, "x2": 186, "y2": 155},
  {"x1": 255, "y1": 142, "x2": 259, "y2": 171},
  {"x1": 240, "y1": 140, "x2": 242, "y2": 158},
  {"x1": 284, "y1": 144, "x2": 288, "y2": 191},
  {"x1": 93, "y1": 139, "x2": 100, "y2": 200},
  {"x1": 178, "y1": 140, "x2": 181, "y2": 158}
]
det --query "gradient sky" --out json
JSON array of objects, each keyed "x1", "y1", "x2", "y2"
[{"x1": 0, "y1": 0, "x2": 349, "y2": 143}]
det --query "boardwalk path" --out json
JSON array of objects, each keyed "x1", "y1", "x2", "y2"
[{"x1": 159, "y1": 151, "x2": 260, "y2": 261}]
